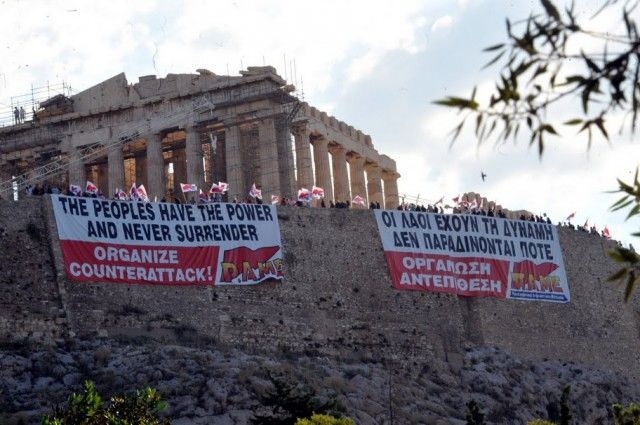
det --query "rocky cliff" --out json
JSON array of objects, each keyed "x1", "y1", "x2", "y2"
[{"x1": 0, "y1": 197, "x2": 637, "y2": 424}]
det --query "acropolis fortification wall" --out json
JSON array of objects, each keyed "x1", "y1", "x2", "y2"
[{"x1": 0, "y1": 197, "x2": 637, "y2": 381}]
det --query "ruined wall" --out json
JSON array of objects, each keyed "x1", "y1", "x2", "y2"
[
  {"x1": 71, "y1": 73, "x2": 129, "y2": 113},
  {"x1": 0, "y1": 197, "x2": 638, "y2": 382}
]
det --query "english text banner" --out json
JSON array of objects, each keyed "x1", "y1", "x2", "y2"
[{"x1": 52, "y1": 195, "x2": 284, "y2": 286}]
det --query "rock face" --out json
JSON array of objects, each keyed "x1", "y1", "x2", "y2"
[
  {"x1": 0, "y1": 197, "x2": 638, "y2": 424},
  {"x1": 1, "y1": 341, "x2": 639, "y2": 425}
]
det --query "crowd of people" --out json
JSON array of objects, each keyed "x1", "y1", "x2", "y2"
[
  {"x1": 24, "y1": 184, "x2": 62, "y2": 196},
  {"x1": 17, "y1": 183, "x2": 624, "y2": 243},
  {"x1": 557, "y1": 221, "x2": 611, "y2": 239},
  {"x1": 395, "y1": 200, "x2": 616, "y2": 242}
]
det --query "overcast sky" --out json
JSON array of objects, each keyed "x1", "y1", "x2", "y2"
[{"x1": 0, "y1": 0, "x2": 637, "y2": 243}]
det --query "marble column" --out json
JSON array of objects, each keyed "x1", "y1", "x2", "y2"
[
  {"x1": 185, "y1": 126, "x2": 205, "y2": 199},
  {"x1": 135, "y1": 156, "x2": 147, "y2": 189},
  {"x1": 68, "y1": 147, "x2": 86, "y2": 186},
  {"x1": 97, "y1": 163, "x2": 109, "y2": 196},
  {"x1": 213, "y1": 133, "x2": 226, "y2": 184},
  {"x1": 257, "y1": 118, "x2": 281, "y2": 199},
  {"x1": 382, "y1": 170, "x2": 400, "y2": 209},
  {"x1": 311, "y1": 137, "x2": 333, "y2": 203},
  {"x1": 172, "y1": 149, "x2": 188, "y2": 199},
  {"x1": 366, "y1": 163, "x2": 383, "y2": 207},
  {"x1": 146, "y1": 133, "x2": 165, "y2": 200},
  {"x1": 348, "y1": 154, "x2": 367, "y2": 207},
  {"x1": 225, "y1": 125, "x2": 244, "y2": 200},
  {"x1": 107, "y1": 141, "x2": 124, "y2": 196},
  {"x1": 275, "y1": 117, "x2": 296, "y2": 198},
  {"x1": 293, "y1": 125, "x2": 313, "y2": 190},
  {"x1": 330, "y1": 145, "x2": 349, "y2": 203}
]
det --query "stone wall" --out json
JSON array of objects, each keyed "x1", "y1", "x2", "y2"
[
  {"x1": 0, "y1": 198, "x2": 67, "y2": 345},
  {"x1": 477, "y1": 228, "x2": 640, "y2": 378},
  {"x1": 1, "y1": 197, "x2": 638, "y2": 381}
]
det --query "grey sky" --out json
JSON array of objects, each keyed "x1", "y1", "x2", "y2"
[{"x1": 0, "y1": 0, "x2": 636, "y2": 242}]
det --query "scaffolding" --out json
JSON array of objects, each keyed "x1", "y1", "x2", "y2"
[
  {"x1": 0, "y1": 96, "x2": 215, "y2": 197},
  {"x1": 0, "y1": 82, "x2": 74, "y2": 127}
]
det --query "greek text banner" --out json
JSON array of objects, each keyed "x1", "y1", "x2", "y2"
[
  {"x1": 374, "y1": 210, "x2": 569, "y2": 303},
  {"x1": 52, "y1": 195, "x2": 284, "y2": 285}
]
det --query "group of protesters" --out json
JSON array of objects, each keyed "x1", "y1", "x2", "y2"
[
  {"x1": 394, "y1": 199, "x2": 618, "y2": 242},
  {"x1": 17, "y1": 180, "x2": 622, "y2": 243},
  {"x1": 24, "y1": 184, "x2": 62, "y2": 196},
  {"x1": 557, "y1": 221, "x2": 613, "y2": 240}
]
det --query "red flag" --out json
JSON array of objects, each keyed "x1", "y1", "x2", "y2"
[
  {"x1": 249, "y1": 183, "x2": 262, "y2": 200},
  {"x1": 603, "y1": 226, "x2": 611, "y2": 239},
  {"x1": 352, "y1": 195, "x2": 365, "y2": 206},
  {"x1": 129, "y1": 183, "x2": 139, "y2": 201},
  {"x1": 297, "y1": 188, "x2": 311, "y2": 203},
  {"x1": 198, "y1": 189, "x2": 209, "y2": 203},
  {"x1": 312, "y1": 186, "x2": 325, "y2": 199},
  {"x1": 566, "y1": 212, "x2": 576, "y2": 221},
  {"x1": 210, "y1": 182, "x2": 228, "y2": 194},
  {"x1": 85, "y1": 181, "x2": 98, "y2": 195},
  {"x1": 452, "y1": 195, "x2": 460, "y2": 203},
  {"x1": 180, "y1": 183, "x2": 198, "y2": 193},
  {"x1": 69, "y1": 184, "x2": 82, "y2": 196},
  {"x1": 271, "y1": 195, "x2": 280, "y2": 205},
  {"x1": 137, "y1": 185, "x2": 149, "y2": 202}
]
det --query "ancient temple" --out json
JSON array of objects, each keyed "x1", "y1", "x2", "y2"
[{"x1": 0, "y1": 66, "x2": 400, "y2": 207}]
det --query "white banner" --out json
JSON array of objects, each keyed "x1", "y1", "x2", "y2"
[
  {"x1": 374, "y1": 210, "x2": 570, "y2": 303},
  {"x1": 52, "y1": 195, "x2": 284, "y2": 286}
]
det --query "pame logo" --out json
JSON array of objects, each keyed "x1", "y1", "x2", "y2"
[{"x1": 220, "y1": 246, "x2": 284, "y2": 284}]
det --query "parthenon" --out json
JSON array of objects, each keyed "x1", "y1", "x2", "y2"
[{"x1": 0, "y1": 66, "x2": 400, "y2": 207}]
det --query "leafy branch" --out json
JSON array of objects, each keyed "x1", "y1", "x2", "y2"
[
  {"x1": 435, "y1": 0, "x2": 640, "y2": 301},
  {"x1": 434, "y1": 0, "x2": 640, "y2": 154},
  {"x1": 609, "y1": 169, "x2": 640, "y2": 302}
]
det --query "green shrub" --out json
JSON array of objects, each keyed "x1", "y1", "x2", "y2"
[
  {"x1": 528, "y1": 420, "x2": 556, "y2": 425},
  {"x1": 251, "y1": 368, "x2": 343, "y2": 424},
  {"x1": 613, "y1": 403, "x2": 640, "y2": 425},
  {"x1": 295, "y1": 413, "x2": 354, "y2": 425},
  {"x1": 41, "y1": 380, "x2": 169, "y2": 425}
]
